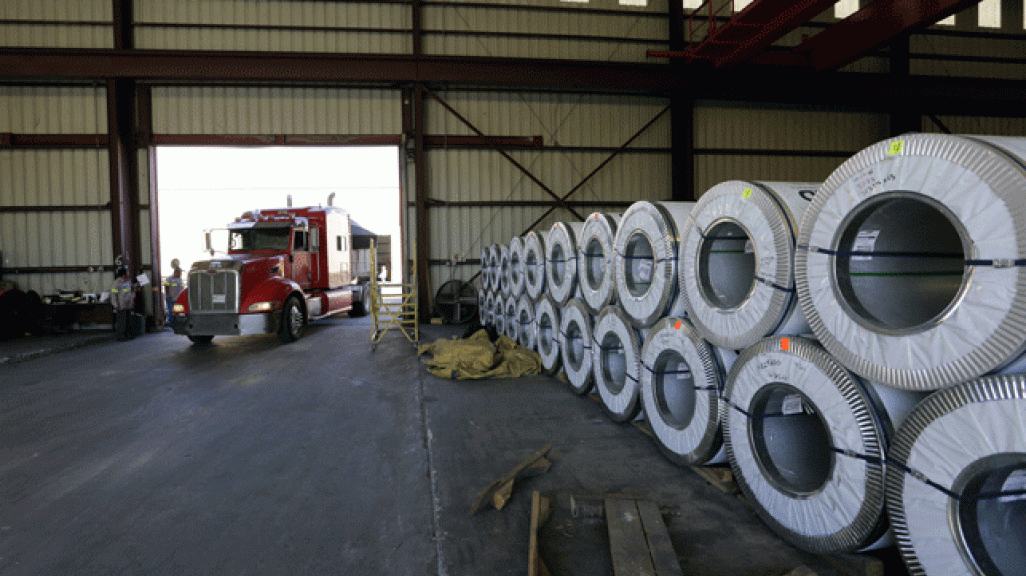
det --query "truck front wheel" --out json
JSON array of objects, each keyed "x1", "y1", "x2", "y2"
[
  {"x1": 350, "y1": 284, "x2": 368, "y2": 317},
  {"x1": 278, "y1": 296, "x2": 304, "y2": 343}
]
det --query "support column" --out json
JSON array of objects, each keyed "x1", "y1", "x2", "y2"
[
  {"x1": 888, "y1": 33, "x2": 920, "y2": 136},
  {"x1": 669, "y1": 0, "x2": 694, "y2": 201},
  {"x1": 408, "y1": 84, "x2": 431, "y2": 322}
]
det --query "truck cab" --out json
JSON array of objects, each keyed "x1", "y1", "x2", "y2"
[{"x1": 172, "y1": 202, "x2": 368, "y2": 344}]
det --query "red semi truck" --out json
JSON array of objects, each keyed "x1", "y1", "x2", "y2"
[{"x1": 172, "y1": 199, "x2": 382, "y2": 344}]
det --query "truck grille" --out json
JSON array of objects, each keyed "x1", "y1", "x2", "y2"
[{"x1": 188, "y1": 269, "x2": 239, "y2": 313}]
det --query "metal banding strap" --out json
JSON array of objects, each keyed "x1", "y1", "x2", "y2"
[
  {"x1": 799, "y1": 245, "x2": 1026, "y2": 268},
  {"x1": 754, "y1": 275, "x2": 796, "y2": 293},
  {"x1": 640, "y1": 362, "x2": 716, "y2": 391}
]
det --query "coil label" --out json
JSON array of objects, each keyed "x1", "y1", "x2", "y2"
[{"x1": 888, "y1": 140, "x2": 904, "y2": 155}]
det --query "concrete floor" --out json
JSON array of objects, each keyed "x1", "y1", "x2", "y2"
[{"x1": 0, "y1": 317, "x2": 909, "y2": 575}]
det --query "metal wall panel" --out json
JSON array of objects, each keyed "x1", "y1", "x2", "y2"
[
  {"x1": 0, "y1": 83, "x2": 113, "y2": 295},
  {"x1": 422, "y1": 1, "x2": 667, "y2": 62},
  {"x1": 693, "y1": 106, "x2": 888, "y2": 196},
  {"x1": 923, "y1": 115, "x2": 1026, "y2": 135},
  {"x1": 0, "y1": 0, "x2": 113, "y2": 49},
  {"x1": 0, "y1": 85, "x2": 107, "y2": 133},
  {"x1": 911, "y1": 34, "x2": 1026, "y2": 80},
  {"x1": 135, "y1": 0, "x2": 411, "y2": 53},
  {"x1": 151, "y1": 86, "x2": 402, "y2": 135}
]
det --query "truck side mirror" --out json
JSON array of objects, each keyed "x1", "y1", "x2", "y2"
[{"x1": 204, "y1": 231, "x2": 213, "y2": 255}]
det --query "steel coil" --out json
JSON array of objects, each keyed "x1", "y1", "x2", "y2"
[
  {"x1": 524, "y1": 230, "x2": 549, "y2": 301},
  {"x1": 591, "y1": 305, "x2": 645, "y2": 422},
  {"x1": 516, "y1": 295, "x2": 537, "y2": 350},
  {"x1": 578, "y1": 212, "x2": 622, "y2": 315},
  {"x1": 535, "y1": 296, "x2": 562, "y2": 374},
  {"x1": 885, "y1": 374, "x2": 1026, "y2": 576},
  {"x1": 560, "y1": 299, "x2": 595, "y2": 395},
  {"x1": 614, "y1": 201, "x2": 693, "y2": 328},
  {"x1": 680, "y1": 181, "x2": 817, "y2": 350},
  {"x1": 640, "y1": 317, "x2": 735, "y2": 465},
  {"x1": 796, "y1": 134, "x2": 1026, "y2": 390},
  {"x1": 547, "y1": 221, "x2": 586, "y2": 305},
  {"x1": 722, "y1": 336, "x2": 925, "y2": 554}
]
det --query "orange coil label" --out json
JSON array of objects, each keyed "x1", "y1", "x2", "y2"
[{"x1": 780, "y1": 337, "x2": 790, "y2": 351}]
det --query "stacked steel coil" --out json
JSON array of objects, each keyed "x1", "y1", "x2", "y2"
[{"x1": 474, "y1": 134, "x2": 1026, "y2": 574}]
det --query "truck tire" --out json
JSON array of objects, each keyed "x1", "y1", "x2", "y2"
[
  {"x1": 278, "y1": 296, "x2": 304, "y2": 343},
  {"x1": 188, "y1": 335, "x2": 214, "y2": 344},
  {"x1": 349, "y1": 283, "x2": 368, "y2": 317}
]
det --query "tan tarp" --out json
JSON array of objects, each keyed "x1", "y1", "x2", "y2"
[{"x1": 417, "y1": 329, "x2": 542, "y2": 379}]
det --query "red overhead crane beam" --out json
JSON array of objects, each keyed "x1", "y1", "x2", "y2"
[
  {"x1": 797, "y1": 0, "x2": 983, "y2": 71},
  {"x1": 707, "y1": 0, "x2": 841, "y2": 67}
]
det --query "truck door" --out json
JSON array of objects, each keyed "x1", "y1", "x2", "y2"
[
  {"x1": 309, "y1": 225, "x2": 321, "y2": 286},
  {"x1": 292, "y1": 228, "x2": 312, "y2": 289}
]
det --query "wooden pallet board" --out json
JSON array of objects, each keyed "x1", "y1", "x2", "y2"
[{"x1": 605, "y1": 497, "x2": 683, "y2": 576}]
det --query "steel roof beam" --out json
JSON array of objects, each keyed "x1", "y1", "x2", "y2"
[
  {"x1": 797, "y1": 0, "x2": 983, "y2": 71},
  {"x1": 709, "y1": 0, "x2": 840, "y2": 67}
]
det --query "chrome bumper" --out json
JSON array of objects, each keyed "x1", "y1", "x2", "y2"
[{"x1": 174, "y1": 312, "x2": 279, "y2": 337}]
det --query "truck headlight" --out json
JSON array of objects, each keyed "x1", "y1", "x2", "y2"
[
  {"x1": 247, "y1": 300, "x2": 279, "y2": 312},
  {"x1": 173, "y1": 303, "x2": 186, "y2": 314}
]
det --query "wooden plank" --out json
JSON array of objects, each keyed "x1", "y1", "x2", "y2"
[
  {"x1": 690, "y1": 465, "x2": 739, "y2": 494},
  {"x1": 605, "y1": 498, "x2": 656, "y2": 576},
  {"x1": 635, "y1": 500, "x2": 683, "y2": 576},
  {"x1": 470, "y1": 445, "x2": 552, "y2": 515},
  {"x1": 527, "y1": 491, "x2": 552, "y2": 576}
]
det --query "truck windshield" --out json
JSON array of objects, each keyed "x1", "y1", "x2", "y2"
[{"x1": 229, "y1": 227, "x2": 291, "y2": 251}]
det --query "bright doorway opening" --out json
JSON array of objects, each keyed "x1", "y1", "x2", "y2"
[{"x1": 155, "y1": 146, "x2": 402, "y2": 284}]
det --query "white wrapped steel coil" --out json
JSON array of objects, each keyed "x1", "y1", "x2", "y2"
[
  {"x1": 488, "y1": 244, "x2": 502, "y2": 292},
  {"x1": 547, "y1": 221, "x2": 586, "y2": 305},
  {"x1": 504, "y1": 295, "x2": 518, "y2": 341},
  {"x1": 480, "y1": 247, "x2": 492, "y2": 293},
  {"x1": 578, "y1": 212, "x2": 622, "y2": 315},
  {"x1": 535, "y1": 296, "x2": 562, "y2": 373},
  {"x1": 640, "y1": 317, "x2": 736, "y2": 466},
  {"x1": 482, "y1": 291, "x2": 495, "y2": 327},
  {"x1": 885, "y1": 375, "x2": 1026, "y2": 576},
  {"x1": 493, "y1": 293, "x2": 506, "y2": 336},
  {"x1": 524, "y1": 230, "x2": 549, "y2": 301},
  {"x1": 796, "y1": 134, "x2": 1026, "y2": 390},
  {"x1": 560, "y1": 299, "x2": 595, "y2": 395},
  {"x1": 508, "y1": 236, "x2": 526, "y2": 298},
  {"x1": 516, "y1": 295, "x2": 537, "y2": 350},
  {"x1": 680, "y1": 181, "x2": 817, "y2": 350},
  {"x1": 722, "y1": 336, "x2": 925, "y2": 554},
  {"x1": 614, "y1": 201, "x2": 693, "y2": 328},
  {"x1": 591, "y1": 305, "x2": 645, "y2": 422},
  {"x1": 499, "y1": 245, "x2": 511, "y2": 297}
]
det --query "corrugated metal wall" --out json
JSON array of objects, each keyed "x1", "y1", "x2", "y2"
[
  {"x1": 420, "y1": 90, "x2": 670, "y2": 295},
  {"x1": 134, "y1": 0, "x2": 411, "y2": 53},
  {"x1": 0, "y1": 0, "x2": 113, "y2": 49},
  {"x1": 693, "y1": 106, "x2": 889, "y2": 194},
  {"x1": 422, "y1": 0, "x2": 667, "y2": 62},
  {"x1": 0, "y1": 85, "x2": 112, "y2": 295},
  {"x1": 150, "y1": 86, "x2": 402, "y2": 135}
]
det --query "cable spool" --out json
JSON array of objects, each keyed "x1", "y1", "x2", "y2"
[
  {"x1": 524, "y1": 230, "x2": 549, "y2": 301},
  {"x1": 547, "y1": 221, "x2": 586, "y2": 305},
  {"x1": 639, "y1": 317, "x2": 736, "y2": 466},
  {"x1": 614, "y1": 201, "x2": 694, "y2": 328},
  {"x1": 796, "y1": 134, "x2": 1026, "y2": 390},
  {"x1": 509, "y1": 236, "x2": 526, "y2": 298},
  {"x1": 516, "y1": 295, "x2": 537, "y2": 350},
  {"x1": 499, "y1": 245, "x2": 511, "y2": 297},
  {"x1": 560, "y1": 299, "x2": 595, "y2": 395},
  {"x1": 884, "y1": 375, "x2": 1026, "y2": 576},
  {"x1": 504, "y1": 295, "x2": 518, "y2": 341},
  {"x1": 578, "y1": 212, "x2": 622, "y2": 315},
  {"x1": 535, "y1": 296, "x2": 562, "y2": 374},
  {"x1": 488, "y1": 244, "x2": 502, "y2": 292},
  {"x1": 722, "y1": 336, "x2": 926, "y2": 554},
  {"x1": 680, "y1": 181, "x2": 818, "y2": 350},
  {"x1": 591, "y1": 305, "x2": 645, "y2": 422}
]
